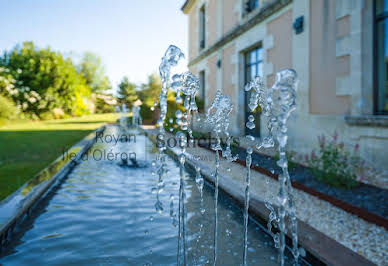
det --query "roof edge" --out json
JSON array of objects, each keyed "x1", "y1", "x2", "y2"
[{"x1": 181, "y1": 0, "x2": 195, "y2": 14}]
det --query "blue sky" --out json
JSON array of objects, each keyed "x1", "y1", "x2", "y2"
[{"x1": 0, "y1": 0, "x2": 188, "y2": 88}]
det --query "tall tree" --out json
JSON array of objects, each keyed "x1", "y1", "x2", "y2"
[
  {"x1": 139, "y1": 73, "x2": 162, "y2": 107},
  {"x1": 0, "y1": 41, "x2": 91, "y2": 117},
  {"x1": 78, "y1": 52, "x2": 111, "y2": 92},
  {"x1": 117, "y1": 76, "x2": 137, "y2": 106}
]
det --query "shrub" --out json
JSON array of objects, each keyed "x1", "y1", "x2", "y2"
[
  {"x1": 0, "y1": 42, "x2": 92, "y2": 117},
  {"x1": 95, "y1": 99, "x2": 115, "y2": 113},
  {"x1": 39, "y1": 111, "x2": 54, "y2": 120},
  {"x1": 308, "y1": 132, "x2": 360, "y2": 189},
  {"x1": 0, "y1": 94, "x2": 18, "y2": 122},
  {"x1": 140, "y1": 105, "x2": 154, "y2": 120}
]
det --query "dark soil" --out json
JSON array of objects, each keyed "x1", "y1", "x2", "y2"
[{"x1": 232, "y1": 147, "x2": 388, "y2": 219}]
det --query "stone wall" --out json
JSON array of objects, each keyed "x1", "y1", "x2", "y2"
[{"x1": 184, "y1": 0, "x2": 388, "y2": 182}]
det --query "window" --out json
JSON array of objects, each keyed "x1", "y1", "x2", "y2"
[
  {"x1": 245, "y1": 0, "x2": 259, "y2": 14},
  {"x1": 199, "y1": 5, "x2": 206, "y2": 50},
  {"x1": 199, "y1": 70, "x2": 205, "y2": 112},
  {"x1": 199, "y1": 70, "x2": 205, "y2": 99},
  {"x1": 245, "y1": 46, "x2": 264, "y2": 81},
  {"x1": 375, "y1": 0, "x2": 388, "y2": 114},
  {"x1": 244, "y1": 46, "x2": 263, "y2": 136}
]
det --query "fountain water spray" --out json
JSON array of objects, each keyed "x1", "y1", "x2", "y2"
[
  {"x1": 131, "y1": 104, "x2": 141, "y2": 128},
  {"x1": 245, "y1": 69, "x2": 299, "y2": 265},
  {"x1": 119, "y1": 103, "x2": 129, "y2": 130},
  {"x1": 205, "y1": 89, "x2": 237, "y2": 265},
  {"x1": 157, "y1": 45, "x2": 200, "y2": 265}
]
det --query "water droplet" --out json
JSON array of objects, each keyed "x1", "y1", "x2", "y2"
[
  {"x1": 149, "y1": 216, "x2": 154, "y2": 222},
  {"x1": 175, "y1": 110, "x2": 182, "y2": 119},
  {"x1": 246, "y1": 121, "x2": 255, "y2": 129},
  {"x1": 299, "y1": 247, "x2": 306, "y2": 257},
  {"x1": 155, "y1": 200, "x2": 163, "y2": 213}
]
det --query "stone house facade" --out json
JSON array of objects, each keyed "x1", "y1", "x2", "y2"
[{"x1": 181, "y1": 0, "x2": 388, "y2": 185}]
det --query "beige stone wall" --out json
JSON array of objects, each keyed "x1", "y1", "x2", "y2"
[
  {"x1": 185, "y1": 0, "x2": 388, "y2": 176},
  {"x1": 223, "y1": 0, "x2": 240, "y2": 35},
  {"x1": 309, "y1": 0, "x2": 350, "y2": 115},
  {"x1": 207, "y1": 0, "x2": 218, "y2": 46},
  {"x1": 206, "y1": 54, "x2": 218, "y2": 102},
  {"x1": 188, "y1": 1, "x2": 198, "y2": 61},
  {"x1": 336, "y1": 15, "x2": 350, "y2": 38},
  {"x1": 188, "y1": 65, "x2": 197, "y2": 78},
  {"x1": 266, "y1": 10, "x2": 293, "y2": 87},
  {"x1": 222, "y1": 44, "x2": 237, "y2": 113}
]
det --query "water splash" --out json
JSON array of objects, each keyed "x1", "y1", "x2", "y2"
[
  {"x1": 194, "y1": 164, "x2": 205, "y2": 262},
  {"x1": 195, "y1": 164, "x2": 205, "y2": 215},
  {"x1": 174, "y1": 72, "x2": 199, "y2": 265},
  {"x1": 157, "y1": 45, "x2": 200, "y2": 266},
  {"x1": 131, "y1": 105, "x2": 142, "y2": 127},
  {"x1": 243, "y1": 146, "x2": 253, "y2": 265},
  {"x1": 242, "y1": 76, "x2": 265, "y2": 265},
  {"x1": 205, "y1": 89, "x2": 236, "y2": 265},
  {"x1": 245, "y1": 70, "x2": 299, "y2": 265},
  {"x1": 117, "y1": 104, "x2": 129, "y2": 130}
]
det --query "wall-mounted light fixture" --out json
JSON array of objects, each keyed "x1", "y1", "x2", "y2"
[
  {"x1": 217, "y1": 59, "x2": 222, "y2": 68},
  {"x1": 293, "y1": 16, "x2": 304, "y2": 34}
]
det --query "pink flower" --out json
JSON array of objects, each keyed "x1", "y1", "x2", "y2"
[
  {"x1": 311, "y1": 151, "x2": 317, "y2": 159},
  {"x1": 355, "y1": 143, "x2": 359, "y2": 152},
  {"x1": 332, "y1": 131, "x2": 338, "y2": 143}
]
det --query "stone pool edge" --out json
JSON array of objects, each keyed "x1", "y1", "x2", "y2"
[
  {"x1": 0, "y1": 125, "x2": 106, "y2": 247},
  {"x1": 143, "y1": 128, "x2": 375, "y2": 266}
]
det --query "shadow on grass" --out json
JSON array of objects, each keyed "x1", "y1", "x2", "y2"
[{"x1": 0, "y1": 130, "x2": 92, "y2": 201}]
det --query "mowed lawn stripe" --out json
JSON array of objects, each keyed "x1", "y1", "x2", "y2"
[{"x1": 0, "y1": 113, "x2": 119, "y2": 200}]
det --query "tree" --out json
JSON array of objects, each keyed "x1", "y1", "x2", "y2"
[
  {"x1": 117, "y1": 76, "x2": 137, "y2": 106},
  {"x1": 138, "y1": 73, "x2": 162, "y2": 107},
  {"x1": 0, "y1": 41, "x2": 91, "y2": 118},
  {"x1": 78, "y1": 52, "x2": 111, "y2": 92}
]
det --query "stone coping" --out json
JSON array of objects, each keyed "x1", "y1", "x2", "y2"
[
  {"x1": 144, "y1": 129, "x2": 376, "y2": 266},
  {"x1": 0, "y1": 126, "x2": 106, "y2": 247},
  {"x1": 345, "y1": 115, "x2": 388, "y2": 128}
]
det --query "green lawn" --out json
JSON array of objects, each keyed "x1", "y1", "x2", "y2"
[{"x1": 0, "y1": 113, "x2": 120, "y2": 201}]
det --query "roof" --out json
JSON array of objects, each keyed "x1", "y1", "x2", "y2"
[{"x1": 181, "y1": 0, "x2": 195, "y2": 14}]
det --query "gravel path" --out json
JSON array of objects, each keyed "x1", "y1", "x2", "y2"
[{"x1": 183, "y1": 144, "x2": 388, "y2": 266}]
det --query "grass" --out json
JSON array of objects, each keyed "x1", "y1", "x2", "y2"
[{"x1": 0, "y1": 113, "x2": 120, "y2": 201}]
